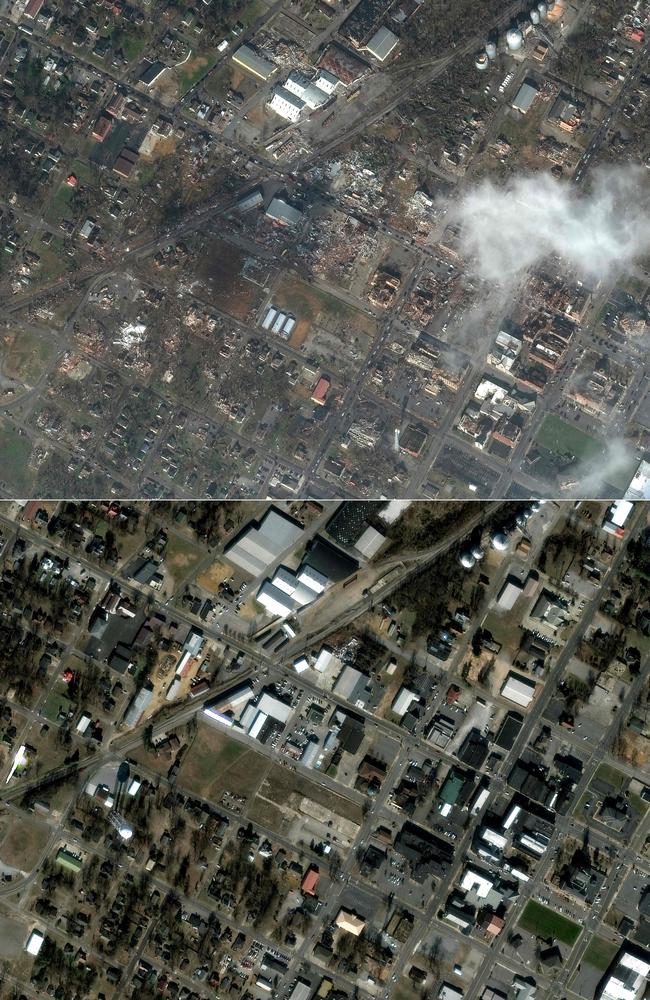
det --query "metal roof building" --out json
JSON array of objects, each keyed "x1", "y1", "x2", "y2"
[
  {"x1": 625, "y1": 458, "x2": 650, "y2": 500},
  {"x1": 354, "y1": 525, "x2": 386, "y2": 559},
  {"x1": 512, "y1": 79, "x2": 539, "y2": 114},
  {"x1": 265, "y1": 197, "x2": 303, "y2": 226},
  {"x1": 365, "y1": 26, "x2": 398, "y2": 62},
  {"x1": 335, "y1": 908, "x2": 366, "y2": 935},
  {"x1": 232, "y1": 44, "x2": 276, "y2": 81},
  {"x1": 268, "y1": 86, "x2": 304, "y2": 122},
  {"x1": 123, "y1": 686, "x2": 153, "y2": 726},
  {"x1": 501, "y1": 671, "x2": 536, "y2": 708},
  {"x1": 289, "y1": 980, "x2": 313, "y2": 1000},
  {"x1": 392, "y1": 686, "x2": 418, "y2": 718},
  {"x1": 25, "y1": 930, "x2": 45, "y2": 955},
  {"x1": 497, "y1": 575, "x2": 525, "y2": 610},
  {"x1": 225, "y1": 506, "x2": 304, "y2": 576}
]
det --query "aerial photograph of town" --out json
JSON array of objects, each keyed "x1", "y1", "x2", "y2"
[
  {"x1": 1, "y1": 0, "x2": 650, "y2": 498},
  {"x1": 0, "y1": 497, "x2": 648, "y2": 1000}
]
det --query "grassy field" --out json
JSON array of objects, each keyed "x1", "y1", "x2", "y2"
[
  {"x1": 536, "y1": 414, "x2": 604, "y2": 464},
  {"x1": 42, "y1": 689, "x2": 73, "y2": 723},
  {"x1": 582, "y1": 936, "x2": 619, "y2": 971},
  {"x1": 0, "y1": 814, "x2": 50, "y2": 871},
  {"x1": 3, "y1": 329, "x2": 56, "y2": 386},
  {"x1": 177, "y1": 723, "x2": 267, "y2": 800},
  {"x1": 519, "y1": 901, "x2": 581, "y2": 946},
  {"x1": 164, "y1": 532, "x2": 205, "y2": 586},
  {"x1": 595, "y1": 763, "x2": 626, "y2": 791},
  {"x1": 258, "y1": 764, "x2": 364, "y2": 826},
  {"x1": 273, "y1": 273, "x2": 376, "y2": 349},
  {"x1": 0, "y1": 424, "x2": 34, "y2": 495},
  {"x1": 176, "y1": 50, "x2": 219, "y2": 96},
  {"x1": 534, "y1": 414, "x2": 636, "y2": 490},
  {"x1": 629, "y1": 791, "x2": 649, "y2": 815},
  {"x1": 121, "y1": 31, "x2": 146, "y2": 63},
  {"x1": 197, "y1": 558, "x2": 233, "y2": 593}
]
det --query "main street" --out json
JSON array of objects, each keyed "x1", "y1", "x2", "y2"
[{"x1": 383, "y1": 503, "x2": 647, "y2": 995}]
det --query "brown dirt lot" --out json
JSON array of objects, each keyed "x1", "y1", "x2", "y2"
[
  {"x1": 197, "y1": 558, "x2": 233, "y2": 593},
  {"x1": 176, "y1": 723, "x2": 269, "y2": 801},
  {"x1": 256, "y1": 764, "x2": 364, "y2": 826},
  {"x1": 195, "y1": 238, "x2": 263, "y2": 321},
  {"x1": 0, "y1": 815, "x2": 50, "y2": 872},
  {"x1": 272, "y1": 273, "x2": 376, "y2": 350}
]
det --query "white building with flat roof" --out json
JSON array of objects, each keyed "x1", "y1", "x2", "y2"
[
  {"x1": 314, "y1": 646, "x2": 335, "y2": 672},
  {"x1": 392, "y1": 686, "x2": 418, "y2": 717},
  {"x1": 365, "y1": 26, "x2": 398, "y2": 61},
  {"x1": 268, "y1": 85, "x2": 304, "y2": 121},
  {"x1": 501, "y1": 671, "x2": 536, "y2": 708},
  {"x1": 598, "y1": 947, "x2": 650, "y2": 1000},
  {"x1": 25, "y1": 930, "x2": 45, "y2": 956}
]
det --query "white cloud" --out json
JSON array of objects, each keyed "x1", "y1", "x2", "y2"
[{"x1": 450, "y1": 166, "x2": 650, "y2": 287}]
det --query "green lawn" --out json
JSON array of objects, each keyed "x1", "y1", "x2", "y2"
[
  {"x1": 0, "y1": 424, "x2": 35, "y2": 495},
  {"x1": 177, "y1": 50, "x2": 219, "y2": 96},
  {"x1": 583, "y1": 935, "x2": 619, "y2": 971},
  {"x1": 42, "y1": 690, "x2": 73, "y2": 723},
  {"x1": 629, "y1": 792, "x2": 649, "y2": 816},
  {"x1": 519, "y1": 901, "x2": 581, "y2": 946},
  {"x1": 121, "y1": 31, "x2": 146, "y2": 62},
  {"x1": 3, "y1": 328, "x2": 56, "y2": 385},
  {"x1": 595, "y1": 763, "x2": 626, "y2": 792},
  {"x1": 536, "y1": 414, "x2": 604, "y2": 464},
  {"x1": 534, "y1": 414, "x2": 636, "y2": 491}
]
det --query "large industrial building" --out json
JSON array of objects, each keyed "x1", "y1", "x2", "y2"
[
  {"x1": 501, "y1": 672, "x2": 537, "y2": 708},
  {"x1": 225, "y1": 506, "x2": 304, "y2": 576},
  {"x1": 232, "y1": 44, "x2": 276, "y2": 81},
  {"x1": 265, "y1": 197, "x2": 304, "y2": 226},
  {"x1": 511, "y1": 78, "x2": 539, "y2": 114},
  {"x1": 364, "y1": 26, "x2": 399, "y2": 61},
  {"x1": 256, "y1": 562, "x2": 328, "y2": 618},
  {"x1": 596, "y1": 947, "x2": 650, "y2": 1000},
  {"x1": 268, "y1": 68, "x2": 339, "y2": 121}
]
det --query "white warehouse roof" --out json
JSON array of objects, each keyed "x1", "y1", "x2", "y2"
[
  {"x1": 392, "y1": 686, "x2": 418, "y2": 717},
  {"x1": 257, "y1": 581, "x2": 296, "y2": 618},
  {"x1": 257, "y1": 692, "x2": 293, "y2": 723},
  {"x1": 512, "y1": 79, "x2": 539, "y2": 114},
  {"x1": 25, "y1": 930, "x2": 45, "y2": 956},
  {"x1": 232, "y1": 44, "x2": 276, "y2": 81},
  {"x1": 501, "y1": 671, "x2": 536, "y2": 707},
  {"x1": 497, "y1": 577, "x2": 524, "y2": 610},
  {"x1": 314, "y1": 646, "x2": 335, "y2": 672},
  {"x1": 266, "y1": 197, "x2": 303, "y2": 226},
  {"x1": 365, "y1": 26, "x2": 399, "y2": 62},
  {"x1": 225, "y1": 507, "x2": 303, "y2": 576},
  {"x1": 460, "y1": 866, "x2": 493, "y2": 898},
  {"x1": 268, "y1": 85, "x2": 304, "y2": 122},
  {"x1": 354, "y1": 525, "x2": 386, "y2": 559}
]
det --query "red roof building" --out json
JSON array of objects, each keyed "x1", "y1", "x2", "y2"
[
  {"x1": 311, "y1": 376, "x2": 331, "y2": 406},
  {"x1": 22, "y1": 500, "x2": 40, "y2": 522},
  {"x1": 445, "y1": 684, "x2": 460, "y2": 705},
  {"x1": 92, "y1": 115, "x2": 113, "y2": 142},
  {"x1": 301, "y1": 866, "x2": 320, "y2": 896},
  {"x1": 24, "y1": 0, "x2": 45, "y2": 18},
  {"x1": 66, "y1": 174, "x2": 78, "y2": 187}
]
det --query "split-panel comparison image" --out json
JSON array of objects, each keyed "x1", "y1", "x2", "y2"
[
  {"x1": 4, "y1": 0, "x2": 650, "y2": 995},
  {"x1": 1, "y1": 0, "x2": 650, "y2": 500},
  {"x1": 0, "y1": 497, "x2": 649, "y2": 1000}
]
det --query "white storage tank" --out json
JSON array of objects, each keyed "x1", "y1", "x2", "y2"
[{"x1": 506, "y1": 27, "x2": 524, "y2": 50}]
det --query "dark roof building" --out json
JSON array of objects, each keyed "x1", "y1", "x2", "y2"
[
  {"x1": 394, "y1": 821, "x2": 454, "y2": 880},
  {"x1": 495, "y1": 711, "x2": 523, "y2": 750},
  {"x1": 327, "y1": 501, "x2": 383, "y2": 547},
  {"x1": 304, "y1": 537, "x2": 359, "y2": 582}
]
